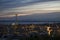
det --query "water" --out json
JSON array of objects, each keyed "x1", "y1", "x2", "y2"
[{"x1": 0, "y1": 21, "x2": 60, "y2": 24}]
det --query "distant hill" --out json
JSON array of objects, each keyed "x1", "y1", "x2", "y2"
[{"x1": 0, "y1": 12, "x2": 60, "y2": 24}]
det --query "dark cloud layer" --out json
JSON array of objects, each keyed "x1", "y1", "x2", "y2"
[{"x1": 0, "y1": 0, "x2": 58, "y2": 11}]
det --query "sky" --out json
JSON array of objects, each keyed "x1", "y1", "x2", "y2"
[{"x1": 0, "y1": 0, "x2": 60, "y2": 21}]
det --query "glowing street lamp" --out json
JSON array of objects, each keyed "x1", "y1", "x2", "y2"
[{"x1": 47, "y1": 27, "x2": 52, "y2": 35}]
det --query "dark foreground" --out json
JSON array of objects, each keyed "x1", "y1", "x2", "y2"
[
  {"x1": 0, "y1": 23, "x2": 60, "y2": 40},
  {"x1": 0, "y1": 33, "x2": 60, "y2": 40}
]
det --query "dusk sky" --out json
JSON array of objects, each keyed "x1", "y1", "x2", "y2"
[{"x1": 0, "y1": 0, "x2": 60, "y2": 21}]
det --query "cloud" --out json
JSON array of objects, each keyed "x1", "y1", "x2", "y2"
[
  {"x1": 0, "y1": 0, "x2": 60, "y2": 17},
  {"x1": 0, "y1": 0, "x2": 40, "y2": 11},
  {"x1": 1, "y1": 1, "x2": 60, "y2": 13},
  {"x1": 0, "y1": 0, "x2": 59, "y2": 11},
  {"x1": 21, "y1": 0, "x2": 34, "y2": 3}
]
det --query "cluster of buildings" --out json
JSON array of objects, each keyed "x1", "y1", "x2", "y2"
[{"x1": 0, "y1": 23, "x2": 60, "y2": 37}]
